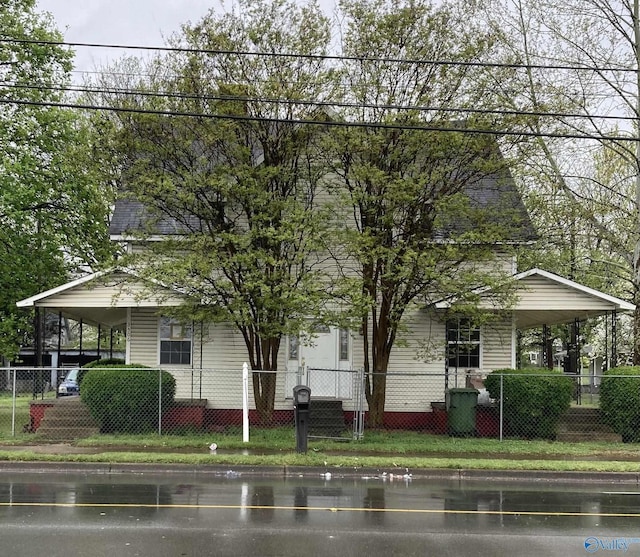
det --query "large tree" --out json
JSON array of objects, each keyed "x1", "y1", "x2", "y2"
[
  {"x1": 487, "y1": 0, "x2": 640, "y2": 362},
  {"x1": 94, "y1": 0, "x2": 335, "y2": 422},
  {"x1": 0, "y1": 0, "x2": 113, "y2": 361},
  {"x1": 323, "y1": 0, "x2": 531, "y2": 426}
]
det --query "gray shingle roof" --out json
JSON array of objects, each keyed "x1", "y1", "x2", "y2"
[
  {"x1": 109, "y1": 198, "x2": 204, "y2": 236},
  {"x1": 110, "y1": 174, "x2": 536, "y2": 242}
]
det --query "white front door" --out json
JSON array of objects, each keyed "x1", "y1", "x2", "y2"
[
  {"x1": 285, "y1": 326, "x2": 353, "y2": 399},
  {"x1": 304, "y1": 326, "x2": 338, "y2": 397}
]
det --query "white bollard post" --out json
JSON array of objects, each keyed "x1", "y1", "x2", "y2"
[
  {"x1": 242, "y1": 362, "x2": 249, "y2": 443},
  {"x1": 11, "y1": 368, "x2": 17, "y2": 437}
]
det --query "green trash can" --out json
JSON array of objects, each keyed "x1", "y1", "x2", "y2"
[{"x1": 446, "y1": 388, "x2": 479, "y2": 436}]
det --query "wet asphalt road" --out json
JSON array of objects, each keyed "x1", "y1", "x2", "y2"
[{"x1": 0, "y1": 470, "x2": 639, "y2": 557}]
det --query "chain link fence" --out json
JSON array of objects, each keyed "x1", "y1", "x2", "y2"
[{"x1": 0, "y1": 366, "x2": 634, "y2": 444}]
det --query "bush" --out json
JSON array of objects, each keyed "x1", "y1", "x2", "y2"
[
  {"x1": 77, "y1": 358, "x2": 127, "y2": 387},
  {"x1": 600, "y1": 366, "x2": 640, "y2": 443},
  {"x1": 80, "y1": 364, "x2": 176, "y2": 434},
  {"x1": 484, "y1": 368, "x2": 573, "y2": 439},
  {"x1": 84, "y1": 358, "x2": 126, "y2": 368}
]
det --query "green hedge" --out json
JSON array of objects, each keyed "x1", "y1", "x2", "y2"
[
  {"x1": 77, "y1": 358, "x2": 126, "y2": 387},
  {"x1": 484, "y1": 368, "x2": 573, "y2": 439},
  {"x1": 600, "y1": 366, "x2": 640, "y2": 443},
  {"x1": 80, "y1": 364, "x2": 176, "y2": 434},
  {"x1": 84, "y1": 358, "x2": 126, "y2": 368}
]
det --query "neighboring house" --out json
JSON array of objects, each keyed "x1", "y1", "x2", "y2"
[{"x1": 16, "y1": 160, "x2": 635, "y2": 425}]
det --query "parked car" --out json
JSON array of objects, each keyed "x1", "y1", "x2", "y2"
[{"x1": 57, "y1": 368, "x2": 80, "y2": 396}]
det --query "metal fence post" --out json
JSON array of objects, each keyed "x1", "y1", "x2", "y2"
[
  {"x1": 158, "y1": 368, "x2": 162, "y2": 436},
  {"x1": 499, "y1": 373, "x2": 503, "y2": 442},
  {"x1": 352, "y1": 368, "x2": 365, "y2": 440}
]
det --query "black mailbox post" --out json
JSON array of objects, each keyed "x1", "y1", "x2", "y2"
[{"x1": 293, "y1": 385, "x2": 311, "y2": 453}]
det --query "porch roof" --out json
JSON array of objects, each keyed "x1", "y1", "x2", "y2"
[
  {"x1": 18, "y1": 268, "x2": 634, "y2": 331},
  {"x1": 510, "y1": 269, "x2": 634, "y2": 328},
  {"x1": 16, "y1": 269, "x2": 186, "y2": 328},
  {"x1": 434, "y1": 268, "x2": 634, "y2": 329}
]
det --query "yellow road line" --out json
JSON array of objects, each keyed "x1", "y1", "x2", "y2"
[{"x1": 0, "y1": 501, "x2": 639, "y2": 518}]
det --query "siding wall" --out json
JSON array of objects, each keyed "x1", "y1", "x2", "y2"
[
  {"x1": 516, "y1": 276, "x2": 614, "y2": 310},
  {"x1": 344, "y1": 310, "x2": 515, "y2": 411},
  {"x1": 128, "y1": 310, "x2": 515, "y2": 413},
  {"x1": 128, "y1": 309, "x2": 294, "y2": 410},
  {"x1": 482, "y1": 316, "x2": 515, "y2": 371},
  {"x1": 128, "y1": 308, "x2": 160, "y2": 365},
  {"x1": 37, "y1": 275, "x2": 183, "y2": 308}
]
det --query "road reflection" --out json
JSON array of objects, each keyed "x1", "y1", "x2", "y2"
[{"x1": 1, "y1": 472, "x2": 639, "y2": 532}]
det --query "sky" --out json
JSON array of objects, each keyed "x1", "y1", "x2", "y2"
[
  {"x1": 36, "y1": 0, "x2": 337, "y2": 78},
  {"x1": 36, "y1": 0, "x2": 227, "y2": 76}
]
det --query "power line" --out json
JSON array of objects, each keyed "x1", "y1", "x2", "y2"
[
  {"x1": 3, "y1": 81, "x2": 636, "y2": 123},
  {"x1": 0, "y1": 37, "x2": 637, "y2": 74},
  {"x1": 1, "y1": 96, "x2": 636, "y2": 142}
]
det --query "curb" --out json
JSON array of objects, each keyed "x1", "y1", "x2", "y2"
[{"x1": 0, "y1": 460, "x2": 639, "y2": 485}]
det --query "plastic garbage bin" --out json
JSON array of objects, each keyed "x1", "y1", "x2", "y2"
[{"x1": 446, "y1": 388, "x2": 479, "y2": 436}]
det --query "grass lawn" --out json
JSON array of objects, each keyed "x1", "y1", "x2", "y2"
[
  {"x1": 0, "y1": 424, "x2": 638, "y2": 473},
  {"x1": 0, "y1": 393, "x2": 44, "y2": 439},
  {"x1": 1, "y1": 394, "x2": 639, "y2": 473}
]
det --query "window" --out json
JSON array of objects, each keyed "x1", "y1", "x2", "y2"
[
  {"x1": 339, "y1": 329, "x2": 349, "y2": 361},
  {"x1": 446, "y1": 318, "x2": 480, "y2": 369},
  {"x1": 288, "y1": 336, "x2": 299, "y2": 360},
  {"x1": 160, "y1": 317, "x2": 192, "y2": 365}
]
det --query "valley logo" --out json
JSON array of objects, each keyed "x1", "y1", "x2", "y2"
[{"x1": 585, "y1": 537, "x2": 640, "y2": 552}]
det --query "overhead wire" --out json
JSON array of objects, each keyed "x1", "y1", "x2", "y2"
[
  {"x1": 0, "y1": 37, "x2": 637, "y2": 74},
  {"x1": 1, "y1": 96, "x2": 637, "y2": 142},
  {"x1": 1, "y1": 80, "x2": 635, "y2": 123},
  {"x1": 0, "y1": 37, "x2": 637, "y2": 142}
]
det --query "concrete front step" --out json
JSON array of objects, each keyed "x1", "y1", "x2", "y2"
[
  {"x1": 36, "y1": 397, "x2": 100, "y2": 439},
  {"x1": 565, "y1": 406, "x2": 600, "y2": 417},
  {"x1": 310, "y1": 399, "x2": 346, "y2": 436},
  {"x1": 556, "y1": 407, "x2": 622, "y2": 443},
  {"x1": 556, "y1": 431, "x2": 622, "y2": 443},
  {"x1": 557, "y1": 422, "x2": 610, "y2": 433},
  {"x1": 36, "y1": 426, "x2": 101, "y2": 440}
]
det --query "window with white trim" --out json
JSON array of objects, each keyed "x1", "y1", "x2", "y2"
[
  {"x1": 339, "y1": 329, "x2": 350, "y2": 361},
  {"x1": 160, "y1": 317, "x2": 192, "y2": 365},
  {"x1": 288, "y1": 336, "x2": 299, "y2": 360},
  {"x1": 446, "y1": 318, "x2": 480, "y2": 368}
]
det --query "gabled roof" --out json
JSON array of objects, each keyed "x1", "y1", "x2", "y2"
[
  {"x1": 109, "y1": 198, "x2": 205, "y2": 238},
  {"x1": 511, "y1": 268, "x2": 634, "y2": 328},
  {"x1": 458, "y1": 170, "x2": 537, "y2": 242},
  {"x1": 16, "y1": 269, "x2": 187, "y2": 328},
  {"x1": 436, "y1": 268, "x2": 634, "y2": 329},
  {"x1": 16, "y1": 270, "x2": 110, "y2": 308},
  {"x1": 109, "y1": 173, "x2": 537, "y2": 241},
  {"x1": 109, "y1": 136, "x2": 537, "y2": 242}
]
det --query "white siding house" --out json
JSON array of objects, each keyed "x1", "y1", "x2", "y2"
[{"x1": 17, "y1": 266, "x2": 634, "y2": 420}]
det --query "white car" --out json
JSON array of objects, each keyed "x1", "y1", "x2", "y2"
[{"x1": 57, "y1": 369, "x2": 80, "y2": 396}]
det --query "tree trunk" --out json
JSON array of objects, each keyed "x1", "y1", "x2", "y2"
[
  {"x1": 252, "y1": 370, "x2": 277, "y2": 425},
  {"x1": 249, "y1": 335, "x2": 280, "y2": 425},
  {"x1": 366, "y1": 369, "x2": 388, "y2": 428}
]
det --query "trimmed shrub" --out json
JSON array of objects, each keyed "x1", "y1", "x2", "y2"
[
  {"x1": 80, "y1": 364, "x2": 176, "y2": 434},
  {"x1": 600, "y1": 366, "x2": 640, "y2": 443},
  {"x1": 84, "y1": 358, "x2": 126, "y2": 367},
  {"x1": 77, "y1": 358, "x2": 127, "y2": 387},
  {"x1": 484, "y1": 368, "x2": 573, "y2": 439}
]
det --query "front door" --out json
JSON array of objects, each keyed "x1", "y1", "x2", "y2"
[
  {"x1": 285, "y1": 326, "x2": 353, "y2": 399},
  {"x1": 303, "y1": 326, "x2": 338, "y2": 397}
]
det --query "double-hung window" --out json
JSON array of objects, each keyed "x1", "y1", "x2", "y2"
[
  {"x1": 446, "y1": 318, "x2": 480, "y2": 369},
  {"x1": 160, "y1": 317, "x2": 192, "y2": 365}
]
